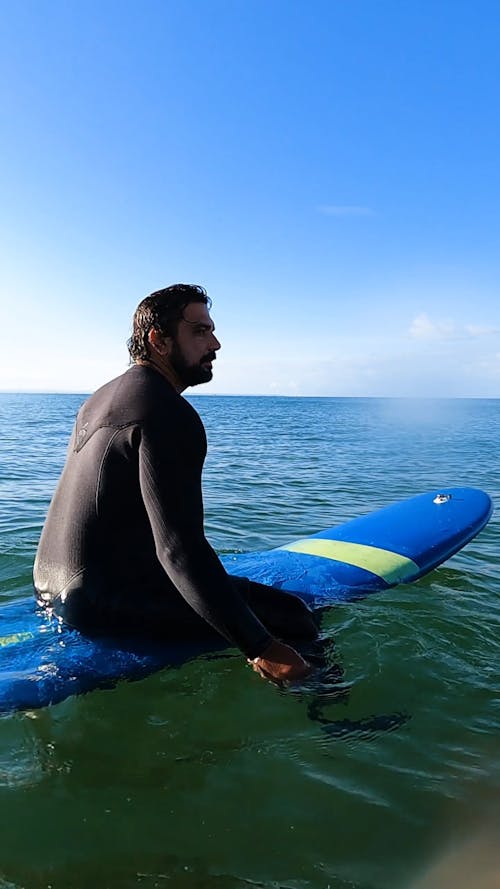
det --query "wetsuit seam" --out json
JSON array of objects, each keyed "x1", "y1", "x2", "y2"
[
  {"x1": 75, "y1": 421, "x2": 144, "y2": 452},
  {"x1": 95, "y1": 428, "x2": 125, "y2": 517},
  {"x1": 60, "y1": 569, "x2": 85, "y2": 593},
  {"x1": 35, "y1": 568, "x2": 84, "y2": 599}
]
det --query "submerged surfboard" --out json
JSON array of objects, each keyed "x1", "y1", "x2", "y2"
[{"x1": 0, "y1": 487, "x2": 492, "y2": 714}]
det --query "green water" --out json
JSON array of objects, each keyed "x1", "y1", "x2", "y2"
[{"x1": 0, "y1": 395, "x2": 499, "y2": 888}]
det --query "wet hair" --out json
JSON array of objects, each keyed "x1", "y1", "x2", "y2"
[{"x1": 127, "y1": 284, "x2": 211, "y2": 362}]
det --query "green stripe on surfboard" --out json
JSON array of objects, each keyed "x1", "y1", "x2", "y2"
[
  {"x1": 279, "y1": 539, "x2": 420, "y2": 584},
  {"x1": 0, "y1": 631, "x2": 35, "y2": 648}
]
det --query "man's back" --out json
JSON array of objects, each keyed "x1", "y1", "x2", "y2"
[{"x1": 34, "y1": 364, "x2": 206, "y2": 612}]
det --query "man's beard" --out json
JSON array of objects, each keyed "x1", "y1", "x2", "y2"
[{"x1": 170, "y1": 341, "x2": 216, "y2": 387}]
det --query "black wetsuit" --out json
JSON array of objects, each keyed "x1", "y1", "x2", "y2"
[{"x1": 34, "y1": 365, "x2": 316, "y2": 658}]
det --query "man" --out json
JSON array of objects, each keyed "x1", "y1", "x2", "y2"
[{"x1": 34, "y1": 284, "x2": 315, "y2": 682}]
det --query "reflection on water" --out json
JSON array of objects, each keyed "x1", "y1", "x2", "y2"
[{"x1": 0, "y1": 713, "x2": 49, "y2": 789}]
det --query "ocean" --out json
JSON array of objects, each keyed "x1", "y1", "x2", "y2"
[{"x1": 0, "y1": 393, "x2": 499, "y2": 889}]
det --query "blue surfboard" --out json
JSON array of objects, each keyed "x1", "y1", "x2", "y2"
[{"x1": 0, "y1": 487, "x2": 492, "y2": 714}]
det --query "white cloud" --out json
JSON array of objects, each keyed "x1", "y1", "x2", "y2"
[
  {"x1": 409, "y1": 314, "x2": 456, "y2": 340},
  {"x1": 409, "y1": 314, "x2": 500, "y2": 342},
  {"x1": 317, "y1": 205, "x2": 374, "y2": 217},
  {"x1": 464, "y1": 324, "x2": 500, "y2": 337}
]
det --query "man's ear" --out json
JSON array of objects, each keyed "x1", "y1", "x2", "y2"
[{"x1": 148, "y1": 328, "x2": 171, "y2": 356}]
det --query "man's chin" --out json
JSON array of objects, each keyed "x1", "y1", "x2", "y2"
[{"x1": 185, "y1": 368, "x2": 213, "y2": 387}]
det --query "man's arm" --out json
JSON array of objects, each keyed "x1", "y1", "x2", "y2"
[
  {"x1": 138, "y1": 418, "x2": 274, "y2": 658},
  {"x1": 138, "y1": 411, "x2": 311, "y2": 680}
]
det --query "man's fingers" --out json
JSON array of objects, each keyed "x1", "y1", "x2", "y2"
[
  {"x1": 251, "y1": 662, "x2": 268, "y2": 679},
  {"x1": 247, "y1": 642, "x2": 313, "y2": 682},
  {"x1": 247, "y1": 659, "x2": 272, "y2": 680}
]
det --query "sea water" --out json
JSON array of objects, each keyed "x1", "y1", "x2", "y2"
[{"x1": 0, "y1": 393, "x2": 499, "y2": 889}]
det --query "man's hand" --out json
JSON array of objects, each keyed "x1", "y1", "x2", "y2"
[{"x1": 248, "y1": 640, "x2": 312, "y2": 683}]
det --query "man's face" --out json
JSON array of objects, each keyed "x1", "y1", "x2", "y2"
[{"x1": 169, "y1": 302, "x2": 221, "y2": 387}]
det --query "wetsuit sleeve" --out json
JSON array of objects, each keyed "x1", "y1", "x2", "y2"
[{"x1": 137, "y1": 420, "x2": 272, "y2": 659}]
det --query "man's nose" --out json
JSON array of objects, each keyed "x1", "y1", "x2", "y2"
[{"x1": 211, "y1": 333, "x2": 221, "y2": 351}]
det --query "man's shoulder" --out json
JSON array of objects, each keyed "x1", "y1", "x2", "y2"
[
  {"x1": 77, "y1": 366, "x2": 165, "y2": 431},
  {"x1": 85, "y1": 365, "x2": 201, "y2": 430}
]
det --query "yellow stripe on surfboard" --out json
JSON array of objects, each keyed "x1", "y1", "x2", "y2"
[
  {"x1": 279, "y1": 538, "x2": 419, "y2": 584},
  {"x1": 0, "y1": 631, "x2": 35, "y2": 648}
]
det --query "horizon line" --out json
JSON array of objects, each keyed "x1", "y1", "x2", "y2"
[{"x1": 0, "y1": 390, "x2": 499, "y2": 401}]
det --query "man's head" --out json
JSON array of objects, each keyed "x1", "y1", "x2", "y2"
[{"x1": 128, "y1": 284, "x2": 221, "y2": 390}]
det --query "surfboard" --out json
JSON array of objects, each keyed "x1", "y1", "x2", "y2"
[{"x1": 0, "y1": 487, "x2": 492, "y2": 714}]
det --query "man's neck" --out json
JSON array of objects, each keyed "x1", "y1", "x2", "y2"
[{"x1": 135, "y1": 358, "x2": 186, "y2": 394}]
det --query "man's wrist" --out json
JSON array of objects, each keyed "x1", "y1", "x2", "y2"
[{"x1": 246, "y1": 634, "x2": 274, "y2": 661}]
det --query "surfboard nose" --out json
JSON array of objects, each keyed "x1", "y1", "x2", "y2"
[{"x1": 279, "y1": 487, "x2": 494, "y2": 587}]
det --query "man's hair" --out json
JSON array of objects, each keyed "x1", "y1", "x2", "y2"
[{"x1": 127, "y1": 284, "x2": 211, "y2": 362}]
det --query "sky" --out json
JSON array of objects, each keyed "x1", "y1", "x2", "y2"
[{"x1": 0, "y1": 0, "x2": 499, "y2": 397}]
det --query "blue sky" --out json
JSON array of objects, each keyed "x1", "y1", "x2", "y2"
[{"x1": 1, "y1": 0, "x2": 499, "y2": 396}]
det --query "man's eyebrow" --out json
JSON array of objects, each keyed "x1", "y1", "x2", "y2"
[{"x1": 183, "y1": 318, "x2": 215, "y2": 332}]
